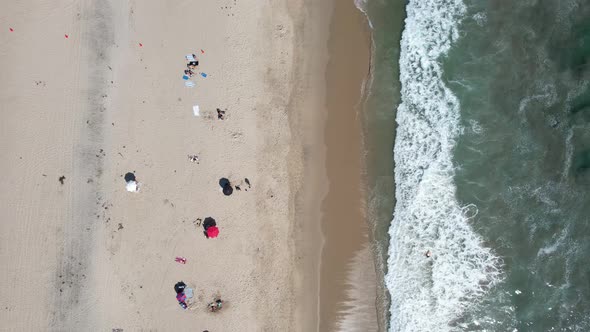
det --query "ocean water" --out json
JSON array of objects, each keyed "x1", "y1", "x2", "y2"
[
  {"x1": 357, "y1": 0, "x2": 405, "y2": 329},
  {"x1": 362, "y1": 0, "x2": 590, "y2": 331}
]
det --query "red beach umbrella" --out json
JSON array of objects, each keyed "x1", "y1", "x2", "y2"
[{"x1": 206, "y1": 226, "x2": 219, "y2": 238}]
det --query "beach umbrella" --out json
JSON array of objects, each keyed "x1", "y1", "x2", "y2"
[
  {"x1": 222, "y1": 183, "x2": 233, "y2": 196},
  {"x1": 124, "y1": 172, "x2": 139, "y2": 192},
  {"x1": 219, "y1": 178, "x2": 233, "y2": 196},
  {"x1": 206, "y1": 226, "x2": 219, "y2": 238},
  {"x1": 203, "y1": 217, "x2": 216, "y2": 230},
  {"x1": 124, "y1": 172, "x2": 136, "y2": 182},
  {"x1": 174, "y1": 281, "x2": 186, "y2": 294}
]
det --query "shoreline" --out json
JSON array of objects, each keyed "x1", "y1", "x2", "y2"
[
  {"x1": 319, "y1": 0, "x2": 377, "y2": 331},
  {"x1": 360, "y1": 0, "x2": 407, "y2": 329}
]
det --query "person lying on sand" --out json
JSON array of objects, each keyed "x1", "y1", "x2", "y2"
[
  {"x1": 208, "y1": 299, "x2": 223, "y2": 312},
  {"x1": 187, "y1": 61, "x2": 199, "y2": 70},
  {"x1": 174, "y1": 281, "x2": 189, "y2": 309},
  {"x1": 216, "y1": 108, "x2": 226, "y2": 120},
  {"x1": 184, "y1": 69, "x2": 194, "y2": 77},
  {"x1": 188, "y1": 154, "x2": 199, "y2": 163}
]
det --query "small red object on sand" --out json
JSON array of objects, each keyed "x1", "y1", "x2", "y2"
[
  {"x1": 200, "y1": 49, "x2": 204, "y2": 54},
  {"x1": 64, "y1": 34, "x2": 69, "y2": 38},
  {"x1": 175, "y1": 257, "x2": 187, "y2": 264},
  {"x1": 9, "y1": 28, "x2": 14, "y2": 32},
  {"x1": 139, "y1": 43, "x2": 143, "y2": 47}
]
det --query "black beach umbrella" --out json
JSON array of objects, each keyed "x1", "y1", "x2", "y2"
[
  {"x1": 174, "y1": 281, "x2": 186, "y2": 294},
  {"x1": 219, "y1": 178, "x2": 233, "y2": 196},
  {"x1": 124, "y1": 172, "x2": 136, "y2": 182},
  {"x1": 223, "y1": 184, "x2": 233, "y2": 196},
  {"x1": 203, "y1": 217, "x2": 217, "y2": 230}
]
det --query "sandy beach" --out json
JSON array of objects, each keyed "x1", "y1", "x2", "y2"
[{"x1": 0, "y1": 0, "x2": 376, "y2": 331}]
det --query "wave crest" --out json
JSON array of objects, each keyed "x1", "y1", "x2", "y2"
[{"x1": 387, "y1": 1, "x2": 503, "y2": 331}]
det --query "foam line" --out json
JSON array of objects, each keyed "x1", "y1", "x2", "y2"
[{"x1": 386, "y1": 1, "x2": 503, "y2": 330}]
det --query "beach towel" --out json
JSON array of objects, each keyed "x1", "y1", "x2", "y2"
[
  {"x1": 126, "y1": 181, "x2": 138, "y2": 192},
  {"x1": 185, "y1": 80, "x2": 195, "y2": 88},
  {"x1": 185, "y1": 54, "x2": 196, "y2": 61},
  {"x1": 200, "y1": 72, "x2": 207, "y2": 78},
  {"x1": 193, "y1": 105, "x2": 200, "y2": 117},
  {"x1": 185, "y1": 288, "x2": 194, "y2": 299}
]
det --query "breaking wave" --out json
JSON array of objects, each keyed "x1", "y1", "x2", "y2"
[{"x1": 386, "y1": 1, "x2": 503, "y2": 331}]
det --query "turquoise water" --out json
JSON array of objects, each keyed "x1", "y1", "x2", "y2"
[{"x1": 363, "y1": 0, "x2": 590, "y2": 330}]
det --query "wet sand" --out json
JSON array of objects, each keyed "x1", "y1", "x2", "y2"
[{"x1": 320, "y1": 0, "x2": 377, "y2": 331}]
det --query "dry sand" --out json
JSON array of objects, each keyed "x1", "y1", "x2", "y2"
[{"x1": 0, "y1": 0, "x2": 334, "y2": 331}]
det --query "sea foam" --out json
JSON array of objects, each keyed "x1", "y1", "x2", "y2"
[
  {"x1": 354, "y1": 0, "x2": 374, "y2": 30},
  {"x1": 387, "y1": 1, "x2": 502, "y2": 331}
]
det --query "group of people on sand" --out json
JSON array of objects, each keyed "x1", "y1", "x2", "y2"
[
  {"x1": 174, "y1": 280, "x2": 224, "y2": 313},
  {"x1": 174, "y1": 281, "x2": 189, "y2": 309},
  {"x1": 171, "y1": 51, "x2": 256, "y2": 319},
  {"x1": 172, "y1": 178, "x2": 251, "y2": 312},
  {"x1": 183, "y1": 54, "x2": 199, "y2": 78}
]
